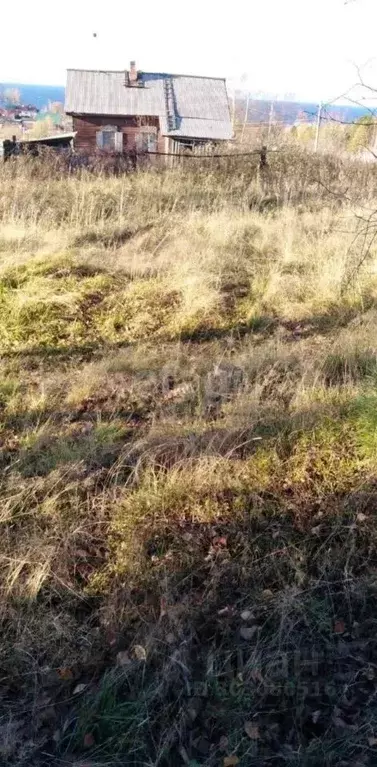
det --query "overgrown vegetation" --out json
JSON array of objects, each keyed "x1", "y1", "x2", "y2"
[{"x1": 2, "y1": 152, "x2": 377, "y2": 766}]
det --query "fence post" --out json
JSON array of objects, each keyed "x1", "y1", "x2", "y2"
[
  {"x1": 259, "y1": 145, "x2": 268, "y2": 170},
  {"x1": 3, "y1": 139, "x2": 18, "y2": 162}
]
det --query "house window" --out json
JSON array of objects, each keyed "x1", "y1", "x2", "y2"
[
  {"x1": 136, "y1": 132, "x2": 157, "y2": 153},
  {"x1": 96, "y1": 125, "x2": 123, "y2": 152}
]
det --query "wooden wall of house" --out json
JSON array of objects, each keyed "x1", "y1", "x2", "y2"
[{"x1": 72, "y1": 115, "x2": 164, "y2": 153}]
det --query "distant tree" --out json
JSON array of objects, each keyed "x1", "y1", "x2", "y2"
[
  {"x1": 4, "y1": 87, "x2": 21, "y2": 105},
  {"x1": 348, "y1": 115, "x2": 377, "y2": 153},
  {"x1": 48, "y1": 101, "x2": 64, "y2": 114}
]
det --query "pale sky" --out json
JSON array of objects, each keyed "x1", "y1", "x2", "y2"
[{"x1": 1, "y1": 0, "x2": 377, "y2": 103}]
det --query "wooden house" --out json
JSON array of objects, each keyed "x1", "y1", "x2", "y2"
[{"x1": 64, "y1": 62, "x2": 232, "y2": 155}]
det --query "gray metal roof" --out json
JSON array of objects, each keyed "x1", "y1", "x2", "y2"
[
  {"x1": 65, "y1": 69, "x2": 232, "y2": 141},
  {"x1": 169, "y1": 118, "x2": 233, "y2": 140}
]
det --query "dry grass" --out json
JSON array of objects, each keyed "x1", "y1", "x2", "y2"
[{"x1": 2, "y1": 152, "x2": 377, "y2": 766}]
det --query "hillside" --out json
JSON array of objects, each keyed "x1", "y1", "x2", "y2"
[
  {"x1": 2, "y1": 152, "x2": 377, "y2": 766},
  {"x1": 235, "y1": 96, "x2": 370, "y2": 125}
]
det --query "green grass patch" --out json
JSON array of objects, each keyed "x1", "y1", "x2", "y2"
[
  {"x1": 18, "y1": 420, "x2": 129, "y2": 476},
  {"x1": 0, "y1": 258, "x2": 123, "y2": 351},
  {"x1": 351, "y1": 392, "x2": 377, "y2": 462},
  {"x1": 286, "y1": 419, "x2": 361, "y2": 497},
  {"x1": 0, "y1": 377, "x2": 19, "y2": 410},
  {"x1": 95, "y1": 279, "x2": 181, "y2": 343}
]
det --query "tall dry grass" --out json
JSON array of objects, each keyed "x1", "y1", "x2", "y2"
[{"x1": 2, "y1": 151, "x2": 377, "y2": 766}]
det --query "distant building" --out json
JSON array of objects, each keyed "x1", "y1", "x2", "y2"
[
  {"x1": 0, "y1": 104, "x2": 39, "y2": 124},
  {"x1": 64, "y1": 62, "x2": 232, "y2": 154}
]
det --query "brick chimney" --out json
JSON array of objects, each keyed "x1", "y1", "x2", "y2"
[{"x1": 129, "y1": 61, "x2": 137, "y2": 86}]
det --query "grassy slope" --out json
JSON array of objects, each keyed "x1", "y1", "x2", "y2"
[{"x1": 2, "y1": 153, "x2": 377, "y2": 766}]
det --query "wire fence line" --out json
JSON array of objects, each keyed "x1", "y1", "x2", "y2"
[
  {"x1": 137, "y1": 147, "x2": 280, "y2": 159},
  {"x1": 2, "y1": 139, "x2": 280, "y2": 163},
  {"x1": 3, "y1": 141, "x2": 283, "y2": 172}
]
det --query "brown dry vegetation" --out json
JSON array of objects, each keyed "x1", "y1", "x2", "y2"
[{"x1": 2, "y1": 151, "x2": 377, "y2": 766}]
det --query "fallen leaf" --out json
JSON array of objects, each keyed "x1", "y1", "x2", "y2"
[
  {"x1": 368, "y1": 736, "x2": 377, "y2": 747},
  {"x1": 133, "y1": 644, "x2": 147, "y2": 661},
  {"x1": 333, "y1": 716, "x2": 347, "y2": 728},
  {"x1": 178, "y1": 745, "x2": 190, "y2": 764},
  {"x1": 159, "y1": 596, "x2": 168, "y2": 619},
  {"x1": 250, "y1": 668, "x2": 264, "y2": 683},
  {"x1": 58, "y1": 667, "x2": 73, "y2": 680},
  {"x1": 244, "y1": 721, "x2": 260, "y2": 740},
  {"x1": 241, "y1": 610, "x2": 254, "y2": 621},
  {"x1": 357, "y1": 513, "x2": 367, "y2": 523},
  {"x1": 62, "y1": 717, "x2": 71, "y2": 734},
  {"x1": 106, "y1": 630, "x2": 118, "y2": 647},
  {"x1": 223, "y1": 757, "x2": 239, "y2": 767},
  {"x1": 116, "y1": 650, "x2": 131, "y2": 666},
  {"x1": 240, "y1": 626, "x2": 257, "y2": 640},
  {"x1": 311, "y1": 525, "x2": 322, "y2": 535},
  {"x1": 262, "y1": 589, "x2": 274, "y2": 600},
  {"x1": 334, "y1": 620, "x2": 345, "y2": 635},
  {"x1": 219, "y1": 735, "x2": 229, "y2": 752},
  {"x1": 83, "y1": 733, "x2": 95, "y2": 748},
  {"x1": 73, "y1": 683, "x2": 88, "y2": 695},
  {"x1": 187, "y1": 697, "x2": 202, "y2": 723},
  {"x1": 213, "y1": 536, "x2": 228, "y2": 547}
]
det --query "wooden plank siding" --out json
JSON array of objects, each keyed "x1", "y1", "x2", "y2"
[{"x1": 72, "y1": 115, "x2": 164, "y2": 154}]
